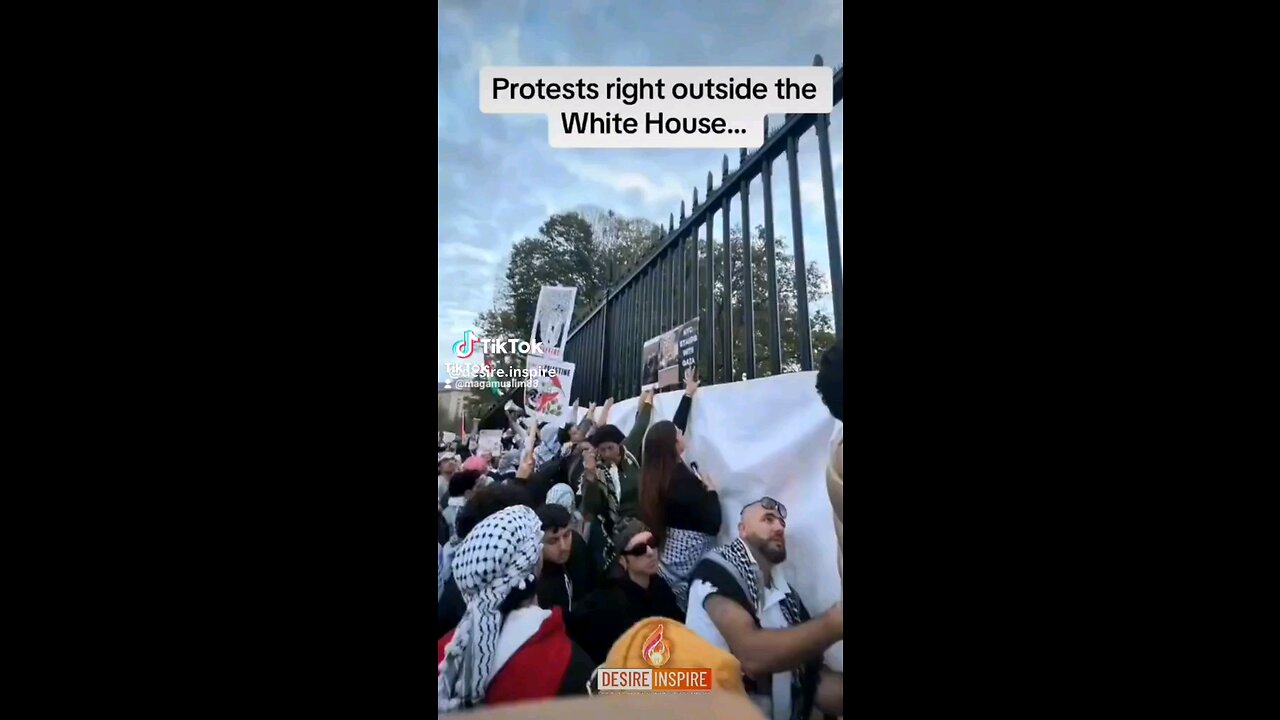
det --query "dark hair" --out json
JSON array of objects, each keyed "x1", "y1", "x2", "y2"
[
  {"x1": 816, "y1": 340, "x2": 843, "y2": 422},
  {"x1": 448, "y1": 469, "x2": 481, "y2": 497},
  {"x1": 498, "y1": 578, "x2": 538, "y2": 614},
  {"x1": 590, "y1": 424, "x2": 626, "y2": 446},
  {"x1": 638, "y1": 420, "x2": 680, "y2": 547},
  {"x1": 536, "y1": 503, "x2": 571, "y2": 531},
  {"x1": 556, "y1": 427, "x2": 571, "y2": 445},
  {"x1": 455, "y1": 484, "x2": 531, "y2": 539}
]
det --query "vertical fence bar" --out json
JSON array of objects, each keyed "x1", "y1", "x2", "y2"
[
  {"x1": 761, "y1": 119, "x2": 782, "y2": 376},
  {"x1": 705, "y1": 182, "x2": 716, "y2": 384},
  {"x1": 721, "y1": 155, "x2": 734, "y2": 383},
  {"x1": 786, "y1": 130, "x2": 814, "y2": 371},
  {"x1": 691, "y1": 198, "x2": 699, "y2": 333},
  {"x1": 674, "y1": 239, "x2": 683, "y2": 327},
  {"x1": 813, "y1": 57, "x2": 843, "y2": 341},
  {"x1": 741, "y1": 170, "x2": 755, "y2": 379},
  {"x1": 626, "y1": 288, "x2": 633, "y2": 399},
  {"x1": 677, "y1": 240, "x2": 684, "y2": 326}
]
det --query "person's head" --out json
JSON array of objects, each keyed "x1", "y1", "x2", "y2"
[
  {"x1": 568, "y1": 425, "x2": 585, "y2": 445},
  {"x1": 448, "y1": 469, "x2": 481, "y2": 499},
  {"x1": 454, "y1": 483, "x2": 532, "y2": 540},
  {"x1": 536, "y1": 503, "x2": 574, "y2": 566},
  {"x1": 638, "y1": 420, "x2": 682, "y2": 546},
  {"x1": 590, "y1": 424, "x2": 627, "y2": 465},
  {"x1": 614, "y1": 518, "x2": 659, "y2": 579},
  {"x1": 439, "y1": 505, "x2": 545, "y2": 710},
  {"x1": 534, "y1": 423, "x2": 563, "y2": 466},
  {"x1": 816, "y1": 340, "x2": 843, "y2": 423},
  {"x1": 545, "y1": 483, "x2": 575, "y2": 513},
  {"x1": 438, "y1": 456, "x2": 458, "y2": 476},
  {"x1": 461, "y1": 455, "x2": 489, "y2": 474},
  {"x1": 497, "y1": 448, "x2": 522, "y2": 476},
  {"x1": 738, "y1": 496, "x2": 788, "y2": 564}
]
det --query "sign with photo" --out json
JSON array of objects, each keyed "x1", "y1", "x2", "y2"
[
  {"x1": 640, "y1": 317, "x2": 699, "y2": 391},
  {"x1": 530, "y1": 285, "x2": 577, "y2": 360}
]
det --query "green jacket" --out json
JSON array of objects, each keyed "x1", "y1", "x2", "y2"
[{"x1": 584, "y1": 401, "x2": 651, "y2": 519}]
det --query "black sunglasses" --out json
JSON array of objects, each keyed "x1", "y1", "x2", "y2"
[
  {"x1": 622, "y1": 538, "x2": 659, "y2": 556},
  {"x1": 741, "y1": 496, "x2": 788, "y2": 521}
]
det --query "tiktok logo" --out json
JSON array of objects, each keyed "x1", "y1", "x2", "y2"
[{"x1": 453, "y1": 330, "x2": 480, "y2": 359}]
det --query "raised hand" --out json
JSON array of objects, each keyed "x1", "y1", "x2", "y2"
[
  {"x1": 640, "y1": 389, "x2": 654, "y2": 406},
  {"x1": 582, "y1": 448, "x2": 598, "y2": 476},
  {"x1": 600, "y1": 397, "x2": 614, "y2": 423},
  {"x1": 683, "y1": 366, "x2": 699, "y2": 396}
]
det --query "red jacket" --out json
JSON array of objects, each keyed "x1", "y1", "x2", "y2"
[{"x1": 437, "y1": 606, "x2": 574, "y2": 705}]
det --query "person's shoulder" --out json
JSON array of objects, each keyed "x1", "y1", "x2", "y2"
[{"x1": 558, "y1": 639, "x2": 596, "y2": 696}]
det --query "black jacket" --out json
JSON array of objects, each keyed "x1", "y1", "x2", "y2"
[
  {"x1": 568, "y1": 574, "x2": 684, "y2": 664},
  {"x1": 536, "y1": 532, "x2": 595, "y2": 613}
]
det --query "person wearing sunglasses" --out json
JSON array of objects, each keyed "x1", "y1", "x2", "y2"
[
  {"x1": 565, "y1": 518, "x2": 683, "y2": 665},
  {"x1": 684, "y1": 497, "x2": 844, "y2": 720}
]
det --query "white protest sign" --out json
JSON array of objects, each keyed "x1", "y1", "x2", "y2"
[
  {"x1": 523, "y1": 355, "x2": 576, "y2": 424},
  {"x1": 530, "y1": 285, "x2": 577, "y2": 359}
]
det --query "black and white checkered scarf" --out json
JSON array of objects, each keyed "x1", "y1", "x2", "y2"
[
  {"x1": 715, "y1": 538, "x2": 813, "y2": 720},
  {"x1": 597, "y1": 449, "x2": 634, "y2": 567},
  {"x1": 438, "y1": 505, "x2": 542, "y2": 713},
  {"x1": 659, "y1": 527, "x2": 717, "y2": 611}
]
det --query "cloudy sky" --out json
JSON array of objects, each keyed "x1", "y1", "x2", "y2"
[{"x1": 438, "y1": 0, "x2": 843, "y2": 381}]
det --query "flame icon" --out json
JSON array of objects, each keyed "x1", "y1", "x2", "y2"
[{"x1": 641, "y1": 623, "x2": 671, "y2": 667}]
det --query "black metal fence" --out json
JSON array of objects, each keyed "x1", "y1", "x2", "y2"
[{"x1": 563, "y1": 56, "x2": 844, "y2": 404}]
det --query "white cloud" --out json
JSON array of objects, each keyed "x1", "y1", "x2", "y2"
[
  {"x1": 558, "y1": 157, "x2": 687, "y2": 208},
  {"x1": 440, "y1": 242, "x2": 503, "y2": 265}
]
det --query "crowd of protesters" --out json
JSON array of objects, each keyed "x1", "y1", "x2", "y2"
[{"x1": 437, "y1": 342, "x2": 845, "y2": 718}]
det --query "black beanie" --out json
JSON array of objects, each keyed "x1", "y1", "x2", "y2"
[{"x1": 589, "y1": 424, "x2": 626, "y2": 446}]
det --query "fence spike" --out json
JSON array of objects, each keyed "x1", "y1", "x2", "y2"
[
  {"x1": 669, "y1": 213, "x2": 674, "y2": 232},
  {"x1": 693, "y1": 187, "x2": 699, "y2": 207},
  {"x1": 813, "y1": 53, "x2": 824, "y2": 66},
  {"x1": 680, "y1": 200, "x2": 685, "y2": 222},
  {"x1": 740, "y1": 148, "x2": 748, "y2": 165},
  {"x1": 763, "y1": 115, "x2": 770, "y2": 137},
  {"x1": 707, "y1": 171, "x2": 713, "y2": 195},
  {"x1": 722, "y1": 154, "x2": 729, "y2": 180}
]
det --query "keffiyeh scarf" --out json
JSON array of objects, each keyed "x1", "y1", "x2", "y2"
[
  {"x1": 534, "y1": 425, "x2": 562, "y2": 469},
  {"x1": 596, "y1": 449, "x2": 634, "y2": 567},
  {"x1": 658, "y1": 527, "x2": 717, "y2": 611},
  {"x1": 713, "y1": 538, "x2": 815, "y2": 720},
  {"x1": 438, "y1": 505, "x2": 543, "y2": 712}
]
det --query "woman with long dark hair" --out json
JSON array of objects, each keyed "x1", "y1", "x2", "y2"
[{"x1": 637, "y1": 367, "x2": 720, "y2": 611}]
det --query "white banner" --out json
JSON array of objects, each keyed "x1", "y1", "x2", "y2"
[{"x1": 600, "y1": 371, "x2": 843, "y2": 672}]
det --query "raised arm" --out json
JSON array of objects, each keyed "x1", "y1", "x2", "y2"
[
  {"x1": 672, "y1": 367, "x2": 699, "y2": 432},
  {"x1": 704, "y1": 594, "x2": 842, "y2": 677},
  {"x1": 576, "y1": 401, "x2": 597, "y2": 435},
  {"x1": 624, "y1": 389, "x2": 654, "y2": 458}
]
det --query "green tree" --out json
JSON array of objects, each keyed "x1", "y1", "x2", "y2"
[{"x1": 471, "y1": 210, "x2": 838, "y2": 407}]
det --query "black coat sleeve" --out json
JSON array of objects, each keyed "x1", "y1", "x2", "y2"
[
  {"x1": 672, "y1": 394, "x2": 693, "y2": 433},
  {"x1": 666, "y1": 465, "x2": 722, "y2": 535},
  {"x1": 521, "y1": 454, "x2": 566, "y2": 507},
  {"x1": 558, "y1": 640, "x2": 597, "y2": 696},
  {"x1": 437, "y1": 577, "x2": 466, "y2": 639},
  {"x1": 566, "y1": 588, "x2": 624, "y2": 665},
  {"x1": 568, "y1": 531, "x2": 596, "y2": 597}
]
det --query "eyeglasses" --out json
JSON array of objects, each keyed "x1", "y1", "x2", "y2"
[
  {"x1": 622, "y1": 539, "x2": 659, "y2": 556},
  {"x1": 741, "y1": 496, "x2": 788, "y2": 521}
]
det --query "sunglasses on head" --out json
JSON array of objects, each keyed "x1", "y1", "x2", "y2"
[
  {"x1": 741, "y1": 496, "x2": 788, "y2": 521},
  {"x1": 622, "y1": 538, "x2": 659, "y2": 556}
]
